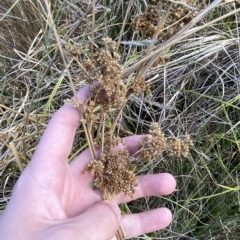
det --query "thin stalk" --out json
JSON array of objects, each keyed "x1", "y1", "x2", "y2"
[
  {"x1": 116, "y1": 229, "x2": 125, "y2": 240},
  {"x1": 101, "y1": 113, "x2": 106, "y2": 153},
  {"x1": 89, "y1": 120, "x2": 93, "y2": 134},
  {"x1": 82, "y1": 120, "x2": 96, "y2": 160},
  {"x1": 96, "y1": 109, "x2": 104, "y2": 141},
  {"x1": 102, "y1": 190, "x2": 125, "y2": 240},
  {"x1": 91, "y1": 0, "x2": 96, "y2": 58},
  {"x1": 109, "y1": 95, "x2": 130, "y2": 138},
  {"x1": 89, "y1": 117, "x2": 94, "y2": 146},
  {"x1": 116, "y1": 0, "x2": 134, "y2": 52},
  {"x1": 118, "y1": 226, "x2": 126, "y2": 240},
  {"x1": 110, "y1": 104, "x2": 125, "y2": 138}
]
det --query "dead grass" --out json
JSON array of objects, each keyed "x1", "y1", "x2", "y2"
[{"x1": 1, "y1": 0, "x2": 240, "y2": 239}]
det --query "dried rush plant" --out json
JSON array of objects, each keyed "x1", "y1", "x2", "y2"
[
  {"x1": 65, "y1": 38, "x2": 193, "y2": 240},
  {"x1": 63, "y1": 1, "x2": 203, "y2": 238}
]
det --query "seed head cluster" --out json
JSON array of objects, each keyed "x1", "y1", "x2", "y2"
[
  {"x1": 133, "y1": 0, "x2": 207, "y2": 41},
  {"x1": 86, "y1": 147, "x2": 138, "y2": 198},
  {"x1": 133, "y1": 4, "x2": 159, "y2": 39},
  {"x1": 65, "y1": 38, "x2": 152, "y2": 199},
  {"x1": 130, "y1": 77, "x2": 150, "y2": 95},
  {"x1": 139, "y1": 122, "x2": 167, "y2": 161},
  {"x1": 82, "y1": 38, "x2": 126, "y2": 111},
  {"x1": 65, "y1": 42, "x2": 82, "y2": 56},
  {"x1": 161, "y1": 0, "x2": 207, "y2": 41},
  {"x1": 150, "y1": 55, "x2": 170, "y2": 68},
  {"x1": 169, "y1": 135, "x2": 193, "y2": 157},
  {"x1": 139, "y1": 123, "x2": 193, "y2": 161}
]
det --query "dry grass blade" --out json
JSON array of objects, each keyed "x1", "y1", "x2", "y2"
[
  {"x1": 91, "y1": 0, "x2": 96, "y2": 58},
  {"x1": 9, "y1": 142, "x2": 24, "y2": 172},
  {"x1": 116, "y1": 0, "x2": 134, "y2": 52}
]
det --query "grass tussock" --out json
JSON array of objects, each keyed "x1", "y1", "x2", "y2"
[{"x1": 1, "y1": 0, "x2": 240, "y2": 239}]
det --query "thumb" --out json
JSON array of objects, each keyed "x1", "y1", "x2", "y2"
[{"x1": 64, "y1": 201, "x2": 121, "y2": 240}]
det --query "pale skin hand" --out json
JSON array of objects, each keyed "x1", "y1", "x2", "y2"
[{"x1": 0, "y1": 87, "x2": 176, "y2": 240}]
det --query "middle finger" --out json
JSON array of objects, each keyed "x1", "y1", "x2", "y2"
[{"x1": 114, "y1": 173, "x2": 176, "y2": 204}]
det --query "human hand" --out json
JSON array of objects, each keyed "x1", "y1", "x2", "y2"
[{"x1": 0, "y1": 86, "x2": 176, "y2": 240}]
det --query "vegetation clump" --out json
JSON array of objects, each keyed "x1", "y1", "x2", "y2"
[
  {"x1": 65, "y1": 35, "x2": 193, "y2": 238},
  {"x1": 133, "y1": 0, "x2": 207, "y2": 40},
  {"x1": 66, "y1": 37, "x2": 193, "y2": 202}
]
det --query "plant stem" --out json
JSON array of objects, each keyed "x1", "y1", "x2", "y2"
[
  {"x1": 91, "y1": 0, "x2": 96, "y2": 59},
  {"x1": 102, "y1": 190, "x2": 125, "y2": 240},
  {"x1": 101, "y1": 113, "x2": 105, "y2": 153},
  {"x1": 116, "y1": 0, "x2": 134, "y2": 52},
  {"x1": 96, "y1": 110, "x2": 104, "y2": 140},
  {"x1": 82, "y1": 119, "x2": 96, "y2": 160},
  {"x1": 109, "y1": 98, "x2": 128, "y2": 138}
]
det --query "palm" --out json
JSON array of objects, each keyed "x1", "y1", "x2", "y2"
[
  {"x1": 51, "y1": 158, "x2": 102, "y2": 218},
  {"x1": 25, "y1": 150, "x2": 101, "y2": 221},
  {"x1": 28, "y1": 136, "x2": 142, "y2": 220},
  {"x1": 1, "y1": 87, "x2": 176, "y2": 239}
]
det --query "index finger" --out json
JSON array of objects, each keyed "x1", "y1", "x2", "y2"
[{"x1": 32, "y1": 86, "x2": 89, "y2": 166}]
